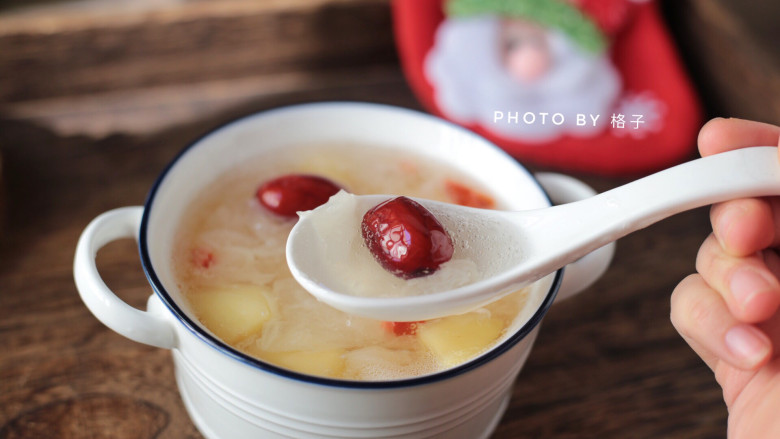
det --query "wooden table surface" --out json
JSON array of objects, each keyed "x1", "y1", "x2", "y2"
[{"x1": 0, "y1": 79, "x2": 726, "y2": 438}]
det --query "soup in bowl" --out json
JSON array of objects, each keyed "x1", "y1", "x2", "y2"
[{"x1": 174, "y1": 142, "x2": 546, "y2": 380}]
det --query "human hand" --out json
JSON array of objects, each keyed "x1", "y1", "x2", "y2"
[{"x1": 671, "y1": 118, "x2": 780, "y2": 438}]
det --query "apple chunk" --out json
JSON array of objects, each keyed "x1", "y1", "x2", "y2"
[
  {"x1": 417, "y1": 313, "x2": 505, "y2": 368},
  {"x1": 188, "y1": 285, "x2": 272, "y2": 344},
  {"x1": 260, "y1": 349, "x2": 346, "y2": 377}
]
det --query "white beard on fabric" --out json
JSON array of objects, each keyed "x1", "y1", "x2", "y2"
[{"x1": 425, "y1": 16, "x2": 622, "y2": 142}]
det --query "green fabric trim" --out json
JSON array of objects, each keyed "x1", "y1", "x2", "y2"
[{"x1": 447, "y1": 0, "x2": 607, "y2": 53}]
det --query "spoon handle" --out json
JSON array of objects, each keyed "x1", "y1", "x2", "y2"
[
  {"x1": 525, "y1": 146, "x2": 780, "y2": 275},
  {"x1": 598, "y1": 146, "x2": 779, "y2": 230}
]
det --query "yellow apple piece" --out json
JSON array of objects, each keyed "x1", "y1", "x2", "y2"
[
  {"x1": 417, "y1": 313, "x2": 505, "y2": 368},
  {"x1": 189, "y1": 285, "x2": 272, "y2": 344},
  {"x1": 296, "y1": 156, "x2": 358, "y2": 190},
  {"x1": 261, "y1": 349, "x2": 346, "y2": 378}
]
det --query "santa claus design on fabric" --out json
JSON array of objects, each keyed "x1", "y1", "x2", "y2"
[{"x1": 393, "y1": 0, "x2": 702, "y2": 175}]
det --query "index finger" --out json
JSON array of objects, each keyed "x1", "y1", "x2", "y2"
[
  {"x1": 698, "y1": 118, "x2": 780, "y2": 157},
  {"x1": 700, "y1": 118, "x2": 780, "y2": 254}
]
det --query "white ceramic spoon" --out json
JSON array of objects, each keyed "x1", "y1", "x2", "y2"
[{"x1": 287, "y1": 146, "x2": 780, "y2": 322}]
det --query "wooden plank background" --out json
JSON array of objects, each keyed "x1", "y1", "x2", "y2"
[
  {"x1": 0, "y1": 0, "x2": 398, "y2": 136},
  {"x1": 0, "y1": 0, "x2": 777, "y2": 137}
]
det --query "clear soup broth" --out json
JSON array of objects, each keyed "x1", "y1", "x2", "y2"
[{"x1": 174, "y1": 143, "x2": 543, "y2": 381}]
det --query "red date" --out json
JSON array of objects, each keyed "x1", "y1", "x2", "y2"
[
  {"x1": 361, "y1": 196, "x2": 454, "y2": 279},
  {"x1": 257, "y1": 174, "x2": 341, "y2": 218}
]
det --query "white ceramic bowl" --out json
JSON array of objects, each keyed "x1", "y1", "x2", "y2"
[{"x1": 74, "y1": 102, "x2": 613, "y2": 439}]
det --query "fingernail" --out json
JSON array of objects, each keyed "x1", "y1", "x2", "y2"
[
  {"x1": 729, "y1": 268, "x2": 772, "y2": 308},
  {"x1": 725, "y1": 325, "x2": 770, "y2": 366}
]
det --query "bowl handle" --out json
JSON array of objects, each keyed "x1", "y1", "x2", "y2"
[
  {"x1": 74, "y1": 206, "x2": 177, "y2": 349},
  {"x1": 534, "y1": 173, "x2": 616, "y2": 303}
]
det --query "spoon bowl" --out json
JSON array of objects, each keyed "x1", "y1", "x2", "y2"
[
  {"x1": 287, "y1": 146, "x2": 780, "y2": 321},
  {"x1": 287, "y1": 193, "x2": 529, "y2": 321}
]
